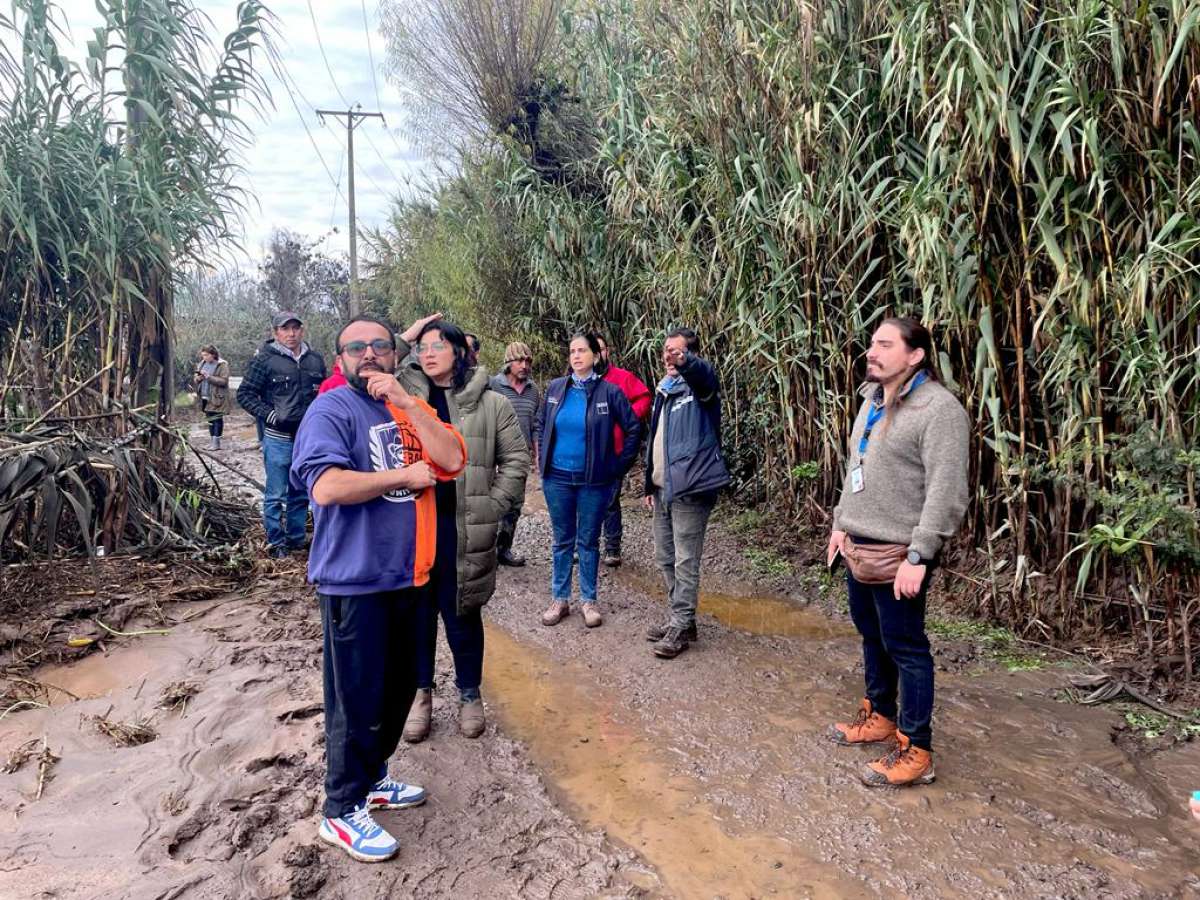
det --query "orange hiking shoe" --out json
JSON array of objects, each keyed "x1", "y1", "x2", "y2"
[
  {"x1": 828, "y1": 698, "x2": 897, "y2": 746},
  {"x1": 860, "y1": 731, "x2": 935, "y2": 787}
]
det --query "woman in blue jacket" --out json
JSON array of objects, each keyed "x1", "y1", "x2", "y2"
[{"x1": 534, "y1": 331, "x2": 643, "y2": 628}]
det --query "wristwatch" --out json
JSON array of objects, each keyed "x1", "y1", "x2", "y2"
[{"x1": 906, "y1": 549, "x2": 922, "y2": 566}]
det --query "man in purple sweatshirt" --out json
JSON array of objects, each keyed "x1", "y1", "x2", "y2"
[{"x1": 291, "y1": 314, "x2": 467, "y2": 863}]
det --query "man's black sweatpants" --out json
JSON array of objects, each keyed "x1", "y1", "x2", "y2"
[{"x1": 320, "y1": 589, "x2": 420, "y2": 818}]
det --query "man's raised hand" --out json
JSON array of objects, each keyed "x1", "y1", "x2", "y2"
[{"x1": 365, "y1": 371, "x2": 416, "y2": 410}]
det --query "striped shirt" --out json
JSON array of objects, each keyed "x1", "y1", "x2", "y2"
[{"x1": 489, "y1": 375, "x2": 541, "y2": 447}]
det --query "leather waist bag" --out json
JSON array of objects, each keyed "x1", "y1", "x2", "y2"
[{"x1": 843, "y1": 536, "x2": 907, "y2": 585}]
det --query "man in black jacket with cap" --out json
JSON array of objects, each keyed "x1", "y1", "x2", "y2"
[{"x1": 237, "y1": 311, "x2": 327, "y2": 558}]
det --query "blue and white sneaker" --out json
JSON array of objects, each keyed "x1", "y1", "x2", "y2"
[
  {"x1": 367, "y1": 775, "x2": 428, "y2": 810},
  {"x1": 318, "y1": 804, "x2": 399, "y2": 863}
]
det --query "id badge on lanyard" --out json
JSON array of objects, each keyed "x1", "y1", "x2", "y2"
[
  {"x1": 850, "y1": 465, "x2": 865, "y2": 493},
  {"x1": 852, "y1": 402, "x2": 885, "y2": 493},
  {"x1": 851, "y1": 370, "x2": 926, "y2": 494}
]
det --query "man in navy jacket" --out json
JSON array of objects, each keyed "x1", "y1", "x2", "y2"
[{"x1": 642, "y1": 327, "x2": 731, "y2": 658}]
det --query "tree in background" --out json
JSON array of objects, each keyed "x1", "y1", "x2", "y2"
[
  {"x1": 0, "y1": 0, "x2": 271, "y2": 420},
  {"x1": 367, "y1": 0, "x2": 1200, "y2": 674},
  {"x1": 175, "y1": 232, "x2": 364, "y2": 393}
]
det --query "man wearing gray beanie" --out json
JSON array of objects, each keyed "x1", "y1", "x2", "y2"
[{"x1": 489, "y1": 341, "x2": 541, "y2": 566}]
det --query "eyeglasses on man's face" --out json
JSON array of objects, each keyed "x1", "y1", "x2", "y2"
[
  {"x1": 416, "y1": 341, "x2": 449, "y2": 355},
  {"x1": 340, "y1": 338, "x2": 395, "y2": 358}
]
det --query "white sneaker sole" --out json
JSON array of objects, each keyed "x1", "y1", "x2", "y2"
[
  {"x1": 368, "y1": 794, "x2": 427, "y2": 810},
  {"x1": 318, "y1": 820, "x2": 399, "y2": 863}
]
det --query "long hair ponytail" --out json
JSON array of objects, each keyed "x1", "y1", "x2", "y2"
[{"x1": 878, "y1": 317, "x2": 937, "y2": 433}]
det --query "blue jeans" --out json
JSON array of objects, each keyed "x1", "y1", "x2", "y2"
[
  {"x1": 542, "y1": 471, "x2": 616, "y2": 604},
  {"x1": 846, "y1": 569, "x2": 934, "y2": 750},
  {"x1": 263, "y1": 434, "x2": 309, "y2": 548}
]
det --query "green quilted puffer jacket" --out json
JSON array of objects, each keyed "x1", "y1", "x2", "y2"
[{"x1": 398, "y1": 358, "x2": 530, "y2": 613}]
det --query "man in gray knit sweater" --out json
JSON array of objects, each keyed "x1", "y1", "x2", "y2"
[{"x1": 826, "y1": 317, "x2": 969, "y2": 788}]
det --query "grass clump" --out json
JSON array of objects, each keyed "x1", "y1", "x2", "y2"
[
  {"x1": 1121, "y1": 707, "x2": 1200, "y2": 741},
  {"x1": 745, "y1": 547, "x2": 793, "y2": 578},
  {"x1": 927, "y1": 616, "x2": 1045, "y2": 672}
]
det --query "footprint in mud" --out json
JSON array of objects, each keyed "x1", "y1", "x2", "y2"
[
  {"x1": 1070, "y1": 762, "x2": 1160, "y2": 819},
  {"x1": 245, "y1": 753, "x2": 303, "y2": 774},
  {"x1": 276, "y1": 702, "x2": 322, "y2": 723},
  {"x1": 283, "y1": 844, "x2": 327, "y2": 899},
  {"x1": 167, "y1": 804, "x2": 214, "y2": 858},
  {"x1": 231, "y1": 805, "x2": 273, "y2": 850}
]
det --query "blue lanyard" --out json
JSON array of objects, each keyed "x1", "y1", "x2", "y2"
[{"x1": 858, "y1": 371, "x2": 926, "y2": 458}]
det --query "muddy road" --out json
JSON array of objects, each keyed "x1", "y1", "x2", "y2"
[{"x1": 1, "y1": 412, "x2": 1198, "y2": 898}]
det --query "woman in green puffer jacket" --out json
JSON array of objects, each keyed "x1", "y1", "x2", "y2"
[{"x1": 394, "y1": 315, "x2": 529, "y2": 742}]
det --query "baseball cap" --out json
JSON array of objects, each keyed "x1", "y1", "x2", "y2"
[{"x1": 272, "y1": 311, "x2": 303, "y2": 328}]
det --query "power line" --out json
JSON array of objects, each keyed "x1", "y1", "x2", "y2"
[
  {"x1": 307, "y1": 0, "x2": 352, "y2": 108},
  {"x1": 302, "y1": 0, "x2": 406, "y2": 191},
  {"x1": 362, "y1": 0, "x2": 384, "y2": 111},
  {"x1": 328, "y1": 147, "x2": 346, "y2": 233},
  {"x1": 360, "y1": 0, "x2": 413, "y2": 162},
  {"x1": 269, "y1": 54, "x2": 348, "y2": 206},
  {"x1": 316, "y1": 107, "x2": 385, "y2": 315},
  {"x1": 275, "y1": 49, "x2": 395, "y2": 215}
]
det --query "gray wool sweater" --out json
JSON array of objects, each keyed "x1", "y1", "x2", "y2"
[{"x1": 832, "y1": 377, "x2": 970, "y2": 561}]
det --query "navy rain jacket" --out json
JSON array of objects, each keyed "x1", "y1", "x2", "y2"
[
  {"x1": 643, "y1": 353, "x2": 731, "y2": 503},
  {"x1": 534, "y1": 375, "x2": 643, "y2": 484}
]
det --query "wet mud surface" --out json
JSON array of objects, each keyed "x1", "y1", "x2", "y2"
[{"x1": 2, "y1": 412, "x2": 1198, "y2": 898}]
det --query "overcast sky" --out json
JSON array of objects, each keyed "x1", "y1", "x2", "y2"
[{"x1": 44, "y1": 0, "x2": 431, "y2": 268}]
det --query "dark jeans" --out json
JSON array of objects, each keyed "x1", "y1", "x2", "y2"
[
  {"x1": 542, "y1": 470, "x2": 615, "y2": 603},
  {"x1": 652, "y1": 489, "x2": 717, "y2": 629},
  {"x1": 263, "y1": 434, "x2": 308, "y2": 549},
  {"x1": 320, "y1": 589, "x2": 419, "y2": 817},
  {"x1": 845, "y1": 569, "x2": 934, "y2": 750},
  {"x1": 602, "y1": 480, "x2": 623, "y2": 554},
  {"x1": 414, "y1": 548, "x2": 484, "y2": 698},
  {"x1": 199, "y1": 400, "x2": 224, "y2": 437}
]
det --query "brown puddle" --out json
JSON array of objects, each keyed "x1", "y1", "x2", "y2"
[
  {"x1": 617, "y1": 566, "x2": 854, "y2": 639},
  {"x1": 33, "y1": 638, "x2": 184, "y2": 706},
  {"x1": 483, "y1": 624, "x2": 868, "y2": 899}
]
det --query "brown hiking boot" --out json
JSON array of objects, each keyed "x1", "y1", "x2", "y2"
[
  {"x1": 582, "y1": 604, "x2": 603, "y2": 628},
  {"x1": 828, "y1": 698, "x2": 897, "y2": 746},
  {"x1": 459, "y1": 698, "x2": 485, "y2": 738},
  {"x1": 402, "y1": 688, "x2": 432, "y2": 743},
  {"x1": 652, "y1": 626, "x2": 689, "y2": 659},
  {"x1": 860, "y1": 731, "x2": 935, "y2": 787},
  {"x1": 541, "y1": 601, "x2": 569, "y2": 626}
]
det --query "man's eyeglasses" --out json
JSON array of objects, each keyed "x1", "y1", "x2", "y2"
[
  {"x1": 339, "y1": 339, "x2": 395, "y2": 357},
  {"x1": 415, "y1": 341, "x2": 449, "y2": 354}
]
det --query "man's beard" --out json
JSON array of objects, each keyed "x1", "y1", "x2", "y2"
[{"x1": 346, "y1": 362, "x2": 385, "y2": 392}]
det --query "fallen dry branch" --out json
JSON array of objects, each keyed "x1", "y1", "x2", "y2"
[
  {"x1": 159, "y1": 680, "x2": 200, "y2": 713},
  {"x1": 34, "y1": 738, "x2": 58, "y2": 800},
  {"x1": 88, "y1": 712, "x2": 158, "y2": 746},
  {"x1": 2, "y1": 737, "x2": 41, "y2": 774}
]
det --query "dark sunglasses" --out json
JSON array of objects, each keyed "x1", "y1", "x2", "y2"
[{"x1": 339, "y1": 338, "x2": 395, "y2": 357}]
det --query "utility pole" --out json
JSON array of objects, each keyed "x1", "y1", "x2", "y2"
[{"x1": 316, "y1": 106, "x2": 384, "y2": 316}]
